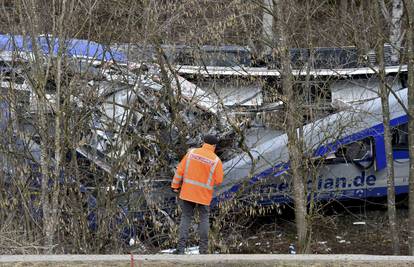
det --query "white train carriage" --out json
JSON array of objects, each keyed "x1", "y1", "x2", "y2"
[{"x1": 216, "y1": 87, "x2": 409, "y2": 205}]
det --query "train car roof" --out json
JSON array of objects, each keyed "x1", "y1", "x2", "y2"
[
  {"x1": 175, "y1": 64, "x2": 408, "y2": 77},
  {"x1": 0, "y1": 34, "x2": 126, "y2": 62}
]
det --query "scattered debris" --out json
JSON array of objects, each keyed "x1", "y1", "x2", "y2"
[
  {"x1": 288, "y1": 244, "x2": 296, "y2": 254},
  {"x1": 160, "y1": 246, "x2": 200, "y2": 255},
  {"x1": 353, "y1": 221, "x2": 366, "y2": 225},
  {"x1": 160, "y1": 248, "x2": 175, "y2": 254}
]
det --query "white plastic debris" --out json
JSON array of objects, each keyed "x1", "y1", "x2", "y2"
[
  {"x1": 106, "y1": 185, "x2": 116, "y2": 191},
  {"x1": 353, "y1": 221, "x2": 366, "y2": 225},
  {"x1": 338, "y1": 240, "x2": 346, "y2": 243},
  {"x1": 288, "y1": 244, "x2": 296, "y2": 254},
  {"x1": 255, "y1": 242, "x2": 261, "y2": 246},
  {"x1": 160, "y1": 246, "x2": 200, "y2": 255},
  {"x1": 160, "y1": 248, "x2": 176, "y2": 254},
  {"x1": 335, "y1": 236, "x2": 342, "y2": 239},
  {"x1": 129, "y1": 238, "x2": 135, "y2": 246},
  {"x1": 186, "y1": 246, "x2": 200, "y2": 255}
]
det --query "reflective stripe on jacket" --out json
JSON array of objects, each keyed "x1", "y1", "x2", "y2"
[{"x1": 171, "y1": 143, "x2": 223, "y2": 205}]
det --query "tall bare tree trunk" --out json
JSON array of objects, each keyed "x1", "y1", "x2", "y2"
[
  {"x1": 275, "y1": 0, "x2": 307, "y2": 253},
  {"x1": 390, "y1": 0, "x2": 404, "y2": 63},
  {"x1": 262, "y1": 0, "x2": 274, "y2": 56},
  {"x1": 19, "y1": 0, "x2": 56, "y2": 253},
  {"x1": 374, "y1": 0, "x2": 400, "y2": 255},
  {"x1": 47, "y1": 0, "x2": 71, "y2": 253},
  {"x1": 405, "y1": 0, "x2": 414, "y2": 256},
  {"x1": 303, "y1": 0, "x2": 319, "y2": 253},
  {"x1": 380, "y1": 0, "x2": 404, "y2": 63},
  {"x1": 17, "y1": 0, "x2": 75, "y2": 253}
]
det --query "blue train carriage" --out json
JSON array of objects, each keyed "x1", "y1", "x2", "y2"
[{"x1": 215, "y1": 87, "x2": 409, "y2": 206}]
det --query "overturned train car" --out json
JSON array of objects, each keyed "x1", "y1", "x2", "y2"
[{"x1": 0, "y1": 35, "x2": 240, "y2": 242}]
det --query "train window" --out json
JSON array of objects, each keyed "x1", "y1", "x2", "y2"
[
  {"x1": 332, "y1": 137, "x2": 373, "y2": 162},
  {"x1": 345, "y1": 138, "x2": 373, "y2": 161},
  {"x1": 392, "y1": 123, "x2": 408, "y2": 150},
  {"x1": 322, "y1": 137, "x2": 375, "y2": 169}
]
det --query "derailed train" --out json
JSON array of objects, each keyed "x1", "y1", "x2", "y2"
[
  {"x1": 0, "y1": 34, "x2": 411, "y2": 246},
  {"x1": 1, "y1": 35, "x2": 410, "y2": 205},
  {"x1": 217, "y1": 86, "x2": 409, "y2": 205}
]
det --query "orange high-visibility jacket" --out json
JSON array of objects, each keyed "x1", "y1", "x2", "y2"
[{"x1": 171, "y1": 143, "x2": 224, "y2": 205}]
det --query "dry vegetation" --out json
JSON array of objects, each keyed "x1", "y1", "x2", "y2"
[{"x1": 0, "y1": 0, "x2": 413, "y2": 256}]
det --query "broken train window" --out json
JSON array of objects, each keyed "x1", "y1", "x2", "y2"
[{"x1": 391, "y1": 123, "x2": 408, "y2": 150}]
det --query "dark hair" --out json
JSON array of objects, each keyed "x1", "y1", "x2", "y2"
[{"x1": 203, "y1": 134, "x2": 219, "y2": 145}]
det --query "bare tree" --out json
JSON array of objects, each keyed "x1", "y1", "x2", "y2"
[
  {"x1": 405, "y1": 0, "x2": 414, "y2": 256},
  {"x1": 16, "y1": 0, "x2": 65, "y2": 253},
  {"x1": 273, "y1": 0, "x2": 308, "y2": 253},
  {"x1": 374, "y1": 0, "x2": 400, "y2": 255},
  {"x1": 380, "y1": 0, "x2": 404, "y2": 63},
  {"x1": 2, "y1": 0, "x2": 414, "y2": 255},
  {"x1": 261, "y1": 0, "x2": 274, "y2": 55}
]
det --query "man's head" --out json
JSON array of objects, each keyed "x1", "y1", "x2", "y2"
[{"x1": 203, "y1": 134, "x2": 219, "y2": 146}]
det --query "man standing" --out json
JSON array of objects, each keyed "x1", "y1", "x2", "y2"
[{"x1": 171, "y1": 134, "x2": 224, "y2": 254}]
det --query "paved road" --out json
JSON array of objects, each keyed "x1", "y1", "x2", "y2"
[{"x1": 1, "y1": 254, "x2": 414, "y2": 266}]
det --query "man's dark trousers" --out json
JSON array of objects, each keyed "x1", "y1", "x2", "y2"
[{"x1": 177, "y1": 199, "x2": 209, "y2": 254}]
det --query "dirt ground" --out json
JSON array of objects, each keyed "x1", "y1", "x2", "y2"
[
  {"x1": 1, "y1": 199, "x2": 412, "y2": 267},
  {"x1": 226, "y1": 199, "x2": 410, "y2": 255}
]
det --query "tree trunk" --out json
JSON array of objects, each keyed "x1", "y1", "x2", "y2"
[
  {"x1": 47, "y1": 0, "x2": 69, "y2": 253},
  {"x1": 390, "y1": 0, "x2": 403, "y2": 63},
  {"x1": 275, "y1": 0, "x2": 307, "y2": 253},
  {"x1": 19, "y1": 0, "x2": 74, "y2": 253},
  {"x1": 405, "y1": 0, "x2": 414, "y2": 256},
  {"x1": 262, "y1": 0, "x2": 274, "y2": 55},
  {"x1": 20, "y1": 0, "x2": 56, "y2": 253},
  {"x1": 374, "y1": 0, "x2": 400, "y2": 255}
]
